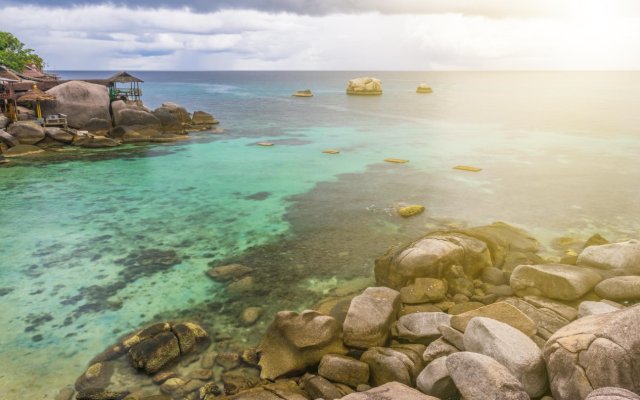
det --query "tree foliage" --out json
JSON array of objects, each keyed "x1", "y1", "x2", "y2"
[{"x1": 0, "y1": 32, "x2": 44, "y2": 72}]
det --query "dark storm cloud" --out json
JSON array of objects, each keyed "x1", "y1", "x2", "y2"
[{"x1": 2, "y1": 0, "x2": 556, "y2": 18}]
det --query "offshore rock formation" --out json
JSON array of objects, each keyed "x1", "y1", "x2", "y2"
[
  {"x1": 65, "y1": 221, "x2": 640, "y2": 400},
  {"x1": 346, "y1": 77, "x2": 382, "y2": 95},
  {"x1": 0, "y1": 80, "x2": 220, "y2": 158}
]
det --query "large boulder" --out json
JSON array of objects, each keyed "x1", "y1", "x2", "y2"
[
  {"x1": 446, "y1": 352, "x2": 530, "y2": 400},
  {"x1": 375, "y1": 233, "x2": 492, "y2": 289},
  {"x1": 257, "y1": 310, "x2": 347, "y2": 380},
  {"x1": 422, "y1": 337, "x2": 459, "y2": 363},
  {"x1": 153, "y1": 107, "x2": 184, "y2": 133},
  {"x1": 504, "y1": 297, "x2": 572, "y2": 341},
  {"x1": 416, "y1": 356, "x2": 458, "y2": 399},
  {"x1": 161, "y1": 102, "x2": 191, "y2": 124},
  {"x1": 0, "y1": 129, "x2": 19, "y2": 147},
  {"x1": 191, "y1": 111, "x2": 218, "y2": 127},
  {"x1": 339, "y1": 381, "x2": 439, "y2": 400},
  {"x1": 400, "y1": 278, "x2": 448, "y2": 304},
  {"x1": 346, "y1": 77, "x2": 382, "y2": 95},
  {"x1": 395, "y1": 312, "x2": 451, "y2": 345},
  {"x1": 360, "y1": 347, "x2": 419, "y2": 387},
  {"x1": 544, "y1": 305, "x2": 640, "y2": 400},
  {"x1": 464, "y1": 317, "x2": 547, "y2": 397},
  {"x1": 45, "y1": 127, "x2": 74, "y2": 144},
  {"x1": 577, "y1": 240, "x2": 640, "y2": 275},
  {"x1": 44, "y1": 81, "x2": 111, "y2": 129},
  {"x1": 343, "y1": 287, "x2": 400, "y2": 349},
  {"x1": 114, "y1": 107, "x2": 161, "y2": 129},
  {"x1": 510, "y1": 264, "x2": 602, "y2": 301},
  {"x1": 7, "y1": 121, "x2": 45, "y2": 145},
  {"x1": 594, "y1": 276, "x2": 640, "y2": 301}
]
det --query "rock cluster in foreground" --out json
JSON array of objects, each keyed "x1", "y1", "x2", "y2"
[
  {"x1": 0, "y1": 81, "x2": 220, "y2": 158},
  {"x1": 61, "y1": 222, "x2": 640, "y2": 400}
]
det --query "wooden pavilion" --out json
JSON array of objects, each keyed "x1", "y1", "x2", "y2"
[{"x1": 108, "y1": 71, "x2": 143, "y2": 103}]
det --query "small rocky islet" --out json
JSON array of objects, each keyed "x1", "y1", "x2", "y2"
[
  {"x1": 54, "y1": 222, "x2": 640, "y2": 400},
  {"x1": 0, "y1": 80, "x2": 219, "y2": 160}
]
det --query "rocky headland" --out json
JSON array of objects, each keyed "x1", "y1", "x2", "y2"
[
  {"x1": 0, "y1": 80, "x2": 219, "y2": 160},
  {"x1": 54, "y1": 222, "x2": 640, "y2": 400}
]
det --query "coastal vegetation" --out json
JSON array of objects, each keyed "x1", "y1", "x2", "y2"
[{"x1": 0, "y1": 31, "x2": 44, "y2": 71}]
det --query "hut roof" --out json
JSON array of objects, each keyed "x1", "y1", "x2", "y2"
[
  {"x1": 17, "y1": 84, "x2": 57, "y2": 102},
  {"x1": 0, "y1": 65, "x2": 21, "y2": 82},
  {"x1": 108, "y1": 71, "x2": 144, "y2": 83}
]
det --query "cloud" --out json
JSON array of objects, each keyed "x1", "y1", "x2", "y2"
[{"x1": 1, "y1": 3, "x2": 639, "y2": 70}]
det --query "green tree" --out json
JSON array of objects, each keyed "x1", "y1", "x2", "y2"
[{"x1": 0, "y1": 32, "x2": 44, "y2": 72}]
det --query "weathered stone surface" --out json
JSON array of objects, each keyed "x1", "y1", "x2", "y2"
[
  {"x1": 523, "y1": 295, "x2": 578, "y2": 321},
  {"x1": 399, "y1": 303, "x2": 442, "y2": 316},
  {"x1": 544, "y1": 305, "x2": 640, "y2": 400},
  {"x1": 400, "y1": 278, "x2": 447, "y2": 304},
  {"x1": 595, "y1": 276, "x2": 640, "y2": 301},
  {"x1": 44, "y1": 81, "x2": 111, "y2": 129},
  {"x1": 161, "y1": 102, "x2": 191, "y2": 124},
  {"x1": 7, "y1": 121, "x2": 45, "y2": 144},
  {"x1": 437, "y1": 324, "x2": 465, "y2": 350},
  {"x1": 115, "y1": 107, "x2": 161, "y2": 129},
  {"x1": 301, "y1": 374, "x2": 343, "y2": 400},
  {"x1": 74, "y1": 362, "x2": 115, "y2": 392},
  {"x1": 343, "y1": 287, "x2": 400, "y2": 349},
  {"x1": 0, "y1": 115, "x2": 9, "y2": 129},
  {"x1": 75, "y1": 389, "x2": 129, "y2": 400},
  {"x1": 3, "y1": 144, "x2": 44, "y2": 157},
  {"x1": 84, "y1": 118, "x2": 111, "y2": 134},
  {"x1": 482, "y1": 266, "x2": 507, "y2": 285},
  {"x1": 258, "y1": 310, "x2": 347, "y2": 380},
  {"x1": 422, "y1": 337, "x2": 459, "y2": 363},
  {"x1": 129, "y1": 331, "x2": 180, "y2": 374},
  {"x1": 450, "y1": 301, "x2": 537, "y2": 336},
  {"x1": 191, "y1": 110, "x2": 218, "y2": 126},
  {"x1": 153, "y1": 107, "x2": 184, "y2": 133},
  {"x1": 447, "y1": 301, "x2": 484, "y2": 315},
  {"x1": 578, "y1": 301, "x2": 620, "y2": 318},
  {"x1": 221, "y1": 368, "x2": 261, "y2": 394},
  {"x1": 446, "y1": 352, "x2": 530, "y2": 400},
  {"x1": 416, "y1": 356, "x2": 458, "y2": 399},
  {"x1": 375, "y1": 233, "x2": 492, "y2": 289},
  {"x1": 207, "y1": 264, "x2": 253, "y2": 281},
  {"x1": 241, "y1": 306, "x2": 263, "y2": 326},
  {"x1": 510, "y1": 264, "x2": 602, "y2": 301},
  {"x1": 346, "y1": 77, "x2": 382, "y2": 95},
  {"x1": 464, "y1": 317, "x2": 547, "y2": 397},
  {"x1": 360, "y1": 347, "x2": 416, "y2": 387},
  {"x1": 585, "y1": 387, "x2": 640, "y2": 400},
  {"x1": 577, "y1": 240, "x2": 640, "y2": 275},
  {"x1": 504, "y1": 297, "x2": 571, "y2": 340},
  {"x1": 339, "y1": 381, "x2": 439, "y2": 400},
  {"x1": 45, "y1": 127, "x2": 74, "y2": 144},
  {"x1": 0, "y1": 129, "x2": 19, "y2": 147},
  {"x1": 73, "y1": 135, "x2": 120, "y2": 148},
  {"x1": 318, "y1": 354, "x2": 370, "y2": 388},
  {"x1": 398, "y1": 205, "x2": 425, "y2": 218},
  {"x1": 395, "y1": 312, "x2": 451, "y2": 345}
]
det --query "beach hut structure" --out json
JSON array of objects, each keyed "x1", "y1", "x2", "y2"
[
  {"x1": 17, "y1": 84, "x2": 56, "y2": 122},
  {"x1": 107, "y1": 71, "x2": 143, "y2": 103}
]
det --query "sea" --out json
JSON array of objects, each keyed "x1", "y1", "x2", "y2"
[{"x1": 1, "y1": 71, "x2": 639, "y2": 398}]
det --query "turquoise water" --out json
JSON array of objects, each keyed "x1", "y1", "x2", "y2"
[{"x1": 1, "y1": 72, "x2": 640, "y2": 398}]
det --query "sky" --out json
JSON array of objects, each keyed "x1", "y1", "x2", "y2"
[{"x1": 1, "y1": 0, "x2": 640, "y2": 70}]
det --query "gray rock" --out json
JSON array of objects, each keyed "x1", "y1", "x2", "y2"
[
  {"x1": 7, "y1": 121, "x2": 45, "y2": 144},
  {"x1": 422, "y1": 337, "x2": 459, "y2": 363},
  {"x1": 585, "y1": 387, "x2": 640, "y2": 400},
  {"x1": 191, "y1": 110, "x2": 218, "y2": 126},
  {"x1": 463, "y1": 317, "x2": 547, "y2": 397},
  {"x1": 3, "y1": 144, "x2": 44, "y2": 157},
  {"x1": 577, "y1": 301, "x2": 621, "y2": 318},
  {"x1": 114, "y1": 107, "x2": 161, "y2": 128},
  {"x1": 416, "y1": 356, "x2": 458, "y2": 399},
  {"x1": 360, "y1": 347, "x2": 416, "y2": 387},
  {"x1": 523, "y1": 295, "x2": 578, "y2": 321},
  {"x1": 318, "y1": 354, "x2": 369, "y2": 388},
  {"x1": 45, "y1": 127, "x2": 74, "y2": 144},
  {"x1": 84, "y1": 118, "x2": 112, "y2": 133},
  {"x1": 450, "y1": 301, "x2": 537, "y2": 337},
  {"x1": 339, "y1": 381, "x2": 439, "y2": 400},
  {"x1": 343, "y1": 287, "x2": 400, "y2": 349},
  {"x1": 577, "y1": 240, "x2": 640, "y2": 275},
  {"x1": 346, "y1": 77, "x2": 383, "y2": 95},
  {"x1": 162, "y1": 102, "x2": 192, "y2": 124},
  {"x1": 72, "y1": 135, "x2": 120, "y2": 148},
  {"x1": 437, "y1": 324, "x2": 465, "y2": 350},
  {"x1": 446, "y1": 352, "x2": 530, "y2": 400},
  {"x1": 482, "y1": 266, "x2": 508, "y2": 285},
  {"x1": 396, "y1": 312, "x2": 451, "y2": 345},
  {"x1": 504, "y1": 297, "x2": 571, "y2": 340},
  {"x1": 43, "y1": 81, "x2": 111, "y2": 129},
  {"x1": 0, "y1": 115, "x2": 9, "y2": 129},
  {"x1": 257, "y1": 310, "x2": 347, "y2": 380},
  {"x1": 594, "y1": 276, "x2": 640, "y2": 301},
  {"x1": 544, "y1": 305, "x2": 640, "y2": 400},
  {"x1": 510, "y1": 264, "x2": 602, "y2": 301},
  {"x1": 153, "y1": 107, "x2": 184, "y2": 133},
  {"x1": 375, "y1": 232, "x2": 492, "y2": 289},
  {"x1": 0, "y1": 129, "x2": 19, "y2": 147}
]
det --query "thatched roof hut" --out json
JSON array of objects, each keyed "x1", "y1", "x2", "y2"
[
  {"x1": 108, "y1": 71, "x2": 144, "y2": 84},
  {"x1": 17, "y1": 84, "x2": 56, "y2": 102}
]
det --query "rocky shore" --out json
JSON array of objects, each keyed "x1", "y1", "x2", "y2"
[
  {"x1": 54, "y1": 222, "x2": 640, "y2": 400},
  {"x1": 0, "y1": 80, "x2": 219, "y2": 160}
]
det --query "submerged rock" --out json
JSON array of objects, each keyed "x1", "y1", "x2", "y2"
[
  {"x1": 191, "y1": 111, "x2": 219, "y2": 128},
  {"x1": 544, "y1": 305, "x2": 640, "y2": 399},
  {"x1": 206, "y1": 264, "x2": 253, "y2": 281},
  {"x1": 257, "y1": 310, "x2": 347, "y2": 380},
  {"x1": 292, "y1": 89, "x2": 313, "y2": 97},
  {"x1": 397, "y1": 205, "x2": 425, "y2": 218},
  {"x1": 416, "y1": 84, "x2": 433, "y2": 93},
  {"x1": 346, "y1": 77, "x2": 382, "y2": 95}
]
